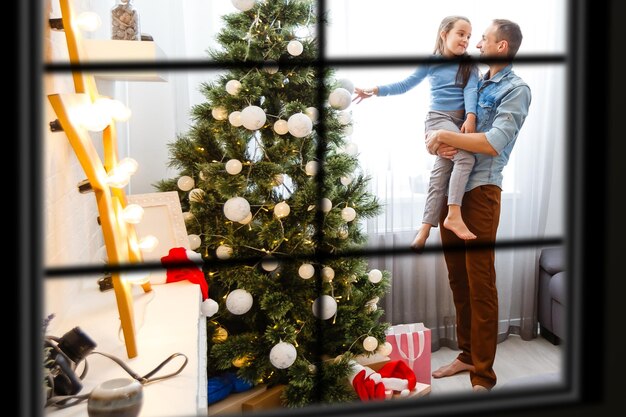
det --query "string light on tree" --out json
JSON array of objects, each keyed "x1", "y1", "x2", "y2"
[
  {"x1": 216, "y1": 244, "x2": 233, "y2": 259},
  {"x1": 328, "y1": 88, "x2": 352, "y2": 110},
  {"x1": 341, "y1": 206, "x2": 357, "y2": 222},
  {"x1": 225, "y1": 79, "x2": 242, "y2": 95},
  {"x1": 298, "y1": 263, "x2": 315, "y2": 279},
  {"x1": 287, "y1": 40, "x2": 303, "y2": 56},
  {"x1": 312, "y1": 295, "x2": 337, "y2": 320},
  {"x1": 225, "y1": 159, "x2": 243, "y2": 175},
  {"x1": 321, "y1": 266, "x2": 335, "y2": 282},
  {"x1": 177, "y1": 175, "x2": 195, "y2": 191},
  {"x1": 378, "y1": 341, "x2": 393, "y2": 356},
  {"x1": 269, "y1": 341, "x2": 297, "y2": 369},
  {"x1": 226, "y1": 289, "x2": 253, "y2": 315},
  {"x1": 229, "y1": 111, "x2": 243, "y2": 127},
  {"x1": 368, "y1": 269, "x2": 383, "y2": 284},
  {"x1": 182, "y1": 211, "x2": 195, "y2": 222},
  {"x1": 362, "y1": 336, "x2": 379, "y2": 352},
  {"x1": 287, "y1": 113, "x2": 313, "y2": 138},
  {"x1": 340, "y1": 174, "x2": 353, "y2": 186},
  {"x1": 273, "y1": 119, "x2": 289, "y2": 135},
  {"x1": 231, "y1": 0, "x2": 256, "y2": 12},
  {"x1": 241, "y1": 105, "x2": 267, "y2": 130},
  {"x1": 238, "y1": 212, "x2": 253, "y2": 225},
  {"x1": 223, "y1": 196, "x2": 251, "y2": 222}
]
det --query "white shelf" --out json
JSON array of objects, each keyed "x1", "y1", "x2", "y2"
[
  {"x1": 45, "y1": 281, "x2": 207, "y2": 417},
  {"x1": 82, "y1": 39, "x2": 168, "y2": 82}
]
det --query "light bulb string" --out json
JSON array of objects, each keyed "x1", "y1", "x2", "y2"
[
  {"x1": 346, "y1": 326, "x2": 376, "y2": 352},
  {"x1": 243, "y1": 9, "x2": 262, "y2": 61}
]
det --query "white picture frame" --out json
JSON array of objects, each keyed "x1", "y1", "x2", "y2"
[{"x1": 127, "y1": 191, "x2": 190, "y2": 284}]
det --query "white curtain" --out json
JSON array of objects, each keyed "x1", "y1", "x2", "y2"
[
  {"x1": 111, "y1": 0, "x2": 567, "y2": 347},
  {"x1": 326, "y1": 0, "x2": 567, "y2": 346}
]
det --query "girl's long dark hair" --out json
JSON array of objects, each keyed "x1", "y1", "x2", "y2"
[{"x1": 433, "y1": 15, "x2": 476, "y2": 88}]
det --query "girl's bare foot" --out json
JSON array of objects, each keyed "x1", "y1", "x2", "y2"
[
  {"x1": 410, "y1": 225, "x2": 431, "y2": 253},
  {"x1": 432, "y1": 359, "x2": 475, "y2": 378},
  {"x1": 443, "y1": 205, "x2": 476, "y2": 240}
]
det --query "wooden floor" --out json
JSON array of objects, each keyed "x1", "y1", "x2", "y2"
[{"x1": 429, "y1": 334, "x2": 563, "y2": 395}]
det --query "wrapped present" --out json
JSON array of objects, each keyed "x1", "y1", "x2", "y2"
[{"x1": 385, "y1": 323, "x2": 431, "y2": 385}]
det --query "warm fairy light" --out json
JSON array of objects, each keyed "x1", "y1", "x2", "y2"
[
  {"x1": 138, "y1": 235, "x2": 158, "y2": 252},
  {"x1": 94, "y1": 97, "x2": 132, "y2": 121},
  {"x1": 121, "y1": 204, "x2": 144, "y2": 224},
  {"x1": 117, "y1": 157, "x2": 139, "y2": 175},
  {"x1": 122, "y1": 271, "x2": 150, "y2": 284},
  {"x1": 76, "y1": 12, "x2": 102, "y2": 32}
]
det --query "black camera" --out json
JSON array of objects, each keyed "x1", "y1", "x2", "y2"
[{"x1": 44, "y1": 327, "x2": 97, "y2": 397}]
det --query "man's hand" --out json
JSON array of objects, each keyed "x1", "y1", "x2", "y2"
[{"x1": 426, "y1": 130, "x2": 458, "y2": 158}]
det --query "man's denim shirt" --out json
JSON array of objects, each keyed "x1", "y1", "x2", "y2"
[{"x1": 467, "y1": 64, "x2": 532, "y2": 191}]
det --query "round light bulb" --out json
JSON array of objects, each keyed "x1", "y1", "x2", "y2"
[
  {"x1": 212, "y1": 106, "x2": 229, "y2": 121},
  {"x1": 287, "y1": 40, "x2": 304, "y2": 56},
  {"x1": 305, "y1": 161, "x2": 319, "y2": 176},
  {"x1": 123, "y1": 271, "x2": 150, "y2": 284},
  {"x1": 273, "y1": 119, "x2": 289, "y2": 135},
  {"x1": 337, "y1": 111, "x2": 352, "y2": 125},
  {"x1": 225, "y1": 79, "x2": 242, "y2": 95},
  {"x1": 229, "y1": 111, "x2": 243, "y2": 127},
  {"x1": 341, "y1": 207, "x2": 357, "y2": 222},
  {"x1": 94, "y1": 97, "x2": 131, "y2": 121},
  {"x1": 138, "y1": 235, "x2": 159, "y2": 252},
  {"x1": 261, "y1": 257, "x2": 279, "y2": 272},
  {"x1": 298, "y1": 263, "x2": 315, "y2": 279},
  {"x1": 121, "y1": 204, "x2": 144, "y2": 224},
  {"x1": 312, "y1": 295, "x2": 337, "y2": 320},
  {"x1": 368, "y1": 269, "x2": 383, "y2": 283},
  {"x1": 188, "y1": 234, "x2": 201, "y2": 250},
  {"x1": 378, "y1": 341, "x2": 393, "y2": 356},
  {"x1": 328, "y1": 88, "x2": 352, "y2": 110},
  {"x1": 216, "y1": 245, "x2": 233, "y2": 259},
  {"x1": 182, "y1": 212, "x2": 195, "y2": 222},
  {"x1": 320, "y1": 198, "x2": 332, "y2": 213},
  {"x1": 76, "y1": 12, "x2": 102, "y2": 32},
  {"x1": 340, "y1": 174, "x2": 353, "y2": 186},
  {"x1": 231, "y1": 0, "x2": 256, "y2": 12},
  {"x1": 304, "y1": 107, "x2": 318, "y2": 122},
  {"x1": 225, "y1": 159, "x2": 243, "y2": 175},
  {"x1": 274, "y1": 201, "x2": 290, "y2": 218},
  {"x1": 362, "y1": 336, "x2": 379, "y2": 352},
  {"x1": 238, "y1": 212, "x2": 253, "y2": 225},
  {"x1": 321, "y1": 266, "x2": 335, "y2": 282},
  {"x1": 117, "y1": 157, "x2": 139, "y2": 175},
  {"x1": 78, "y1": 103, "x2": 110, "y2": 132}
]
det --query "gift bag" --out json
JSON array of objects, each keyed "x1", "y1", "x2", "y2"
[{"x1": 385, "y1": 323, "x2": 431, "y2": 385}]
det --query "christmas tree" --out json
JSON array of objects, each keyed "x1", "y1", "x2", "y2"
[{"x1": 155, "y1": 0, "x2": 391, "y2": 407}]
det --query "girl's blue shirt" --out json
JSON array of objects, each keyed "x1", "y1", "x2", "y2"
[{"x1": 376, "y1": 55, "x2": 479, "y2": 116}]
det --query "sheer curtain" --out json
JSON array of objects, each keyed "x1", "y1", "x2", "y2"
[{"x1": 326, "y1": 0, "x2": 567, "y2": 347}]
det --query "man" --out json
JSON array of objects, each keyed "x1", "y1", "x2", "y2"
[{"x1": 425, "y1": 19, "x2": 532, "y2": 392}]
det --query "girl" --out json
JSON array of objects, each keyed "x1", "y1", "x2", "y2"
[{"x1": 353, "y1": 16, "x2": 479, "y2": 252}]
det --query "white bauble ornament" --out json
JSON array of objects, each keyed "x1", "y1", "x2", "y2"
[
  {"x1": 189, "y1": 188, "x2": 205, "y2": 203},
  {"x1": 225, "y1": 79, "x2": 242, "y2": 95},
  {"x1": 225, "y1": 159, "x2": 243, "y2": 175},
  {"x1": 261, "y1": 257, "x2": 279, "y2": 272},
  {"x1": 229, "y1": 111, "x2": 243, "y2": 127},
  {"x1": 304, "y1": 106, "x2": 318, "y2": 122},
  {"x1": 378, "y1": 341, "x2": 393, "y2": 356},
  {"x1": 312, "y1": 295, "x2": 337, "y2": 320},
  {"x1": 320, "y1": 198, "x2": 332, "y2": 213},
  {"x1": 241, "y1": 105, "x2": 266, "y2": 130},
  {"x1": 343, "y1": 125, "x2": 354, "y2": 136},
  {"x1": 341, "y1": 206, "x2": 357, "y2": 222},
  {"x1": 216, "y1": 245, "x2": 233, "y2": 260},
  {"x1": 274, "y1": 201, "x2": 290, "y2": 218},
  {"x1": 337, "y1": 111, "x2": 352, "y2": 125},
  {"x1": 329, "y1": 88, "x2": 352, "y2": 110},
  {"x1": 305, "y1": 161, "x2": 319, "y2": 176},
  {"x1": 321, "y1": 266, "x2": 335, "y2": 282},
  {"x1": 269, "y1": 342, "x2": 297, "y2": 369},
  {"x1": 273, "y1": 119, "x2": 289, "y2": 135},
  {"x1": 363, "y1": 336, "x2": 379, "y2": 352},
  {"x1": 188, "y1": 234, "x2": 201, "y2": 250},
  {"x1": 344, "y1": 142, "x2": 359, "y2": 156},
  {"x1": 263, "y1": 60, "x2": 279, "y2": 74},
  {"x1": 177, "y1": 175, "x2": 194, "y2": 192},
  {"x1": 287, "y1": 113, "x2": 313, "y2": 138},
  {"x1": 201, "y1": 299, "x2": 219, "y2": 317},
  {"x1": 226, "y1": 289, "x2": 253, "y2": 315},
  {"x1": 340, "y1": 174, "x2": 353, "y2": 186},
  {"x1": 298, "y1": 263, "x2": 315, "y2": 279},
  {"x1": 287, "y1": 40, "x2": 303, "y2": 56},
  {"x1": 231, "y1": 0, "x2": 255, "y2": 12},
  {"x1": 223, "y1": 197, "x2": 251, "y2": 222},
  {"x1": 239, "y1": 212, "x2": 253, "y2": 225},
  {"x1": 212, "y1": 106, "x2": 228, "y2": 120},
  {"x1": 183, "y1": 212, "x2": 195, "y2": 222},
  {"x1": 368, "y1": 269, "x2": 383, "y2": 283},
  {"x1": 338, "y1": 78, "x2": 355, "y2": 94}
]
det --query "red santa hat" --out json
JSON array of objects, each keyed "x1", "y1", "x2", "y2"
[
  {"x1": 161, "y1": 247, "x2": 218, "y2": 316},
  {"x1": 348, "y1": 363, "x2": 386, "y2": 401},
  {"x1": 377, "y1": 360, "x2": 416, "y2": 394}
]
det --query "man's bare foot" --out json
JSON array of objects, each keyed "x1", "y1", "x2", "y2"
[
  {"x1": 432, "y1": 359, "x2": 475, "y2": 378},
  {"x1": 410, "y1": 226, "x2": 431, "y2": 253},
  {"x1": 472, "y1": 385, "x2": 489, "y2": 392},
  {"x1": 443, "y1": 216, "x2": 476, "y2": 240}
]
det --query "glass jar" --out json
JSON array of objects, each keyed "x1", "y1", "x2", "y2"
[{"x1": 111, "y1": 0, "x2": 140, "y2": 41}]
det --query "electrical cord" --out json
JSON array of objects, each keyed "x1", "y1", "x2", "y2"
[{"x1": 45, "y1": 335, "x2": 188, "y2": 409}]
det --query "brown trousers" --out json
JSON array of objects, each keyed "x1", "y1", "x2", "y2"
[{"x1": 439, "y1": 184, "x2": 501, "y2": 389}]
